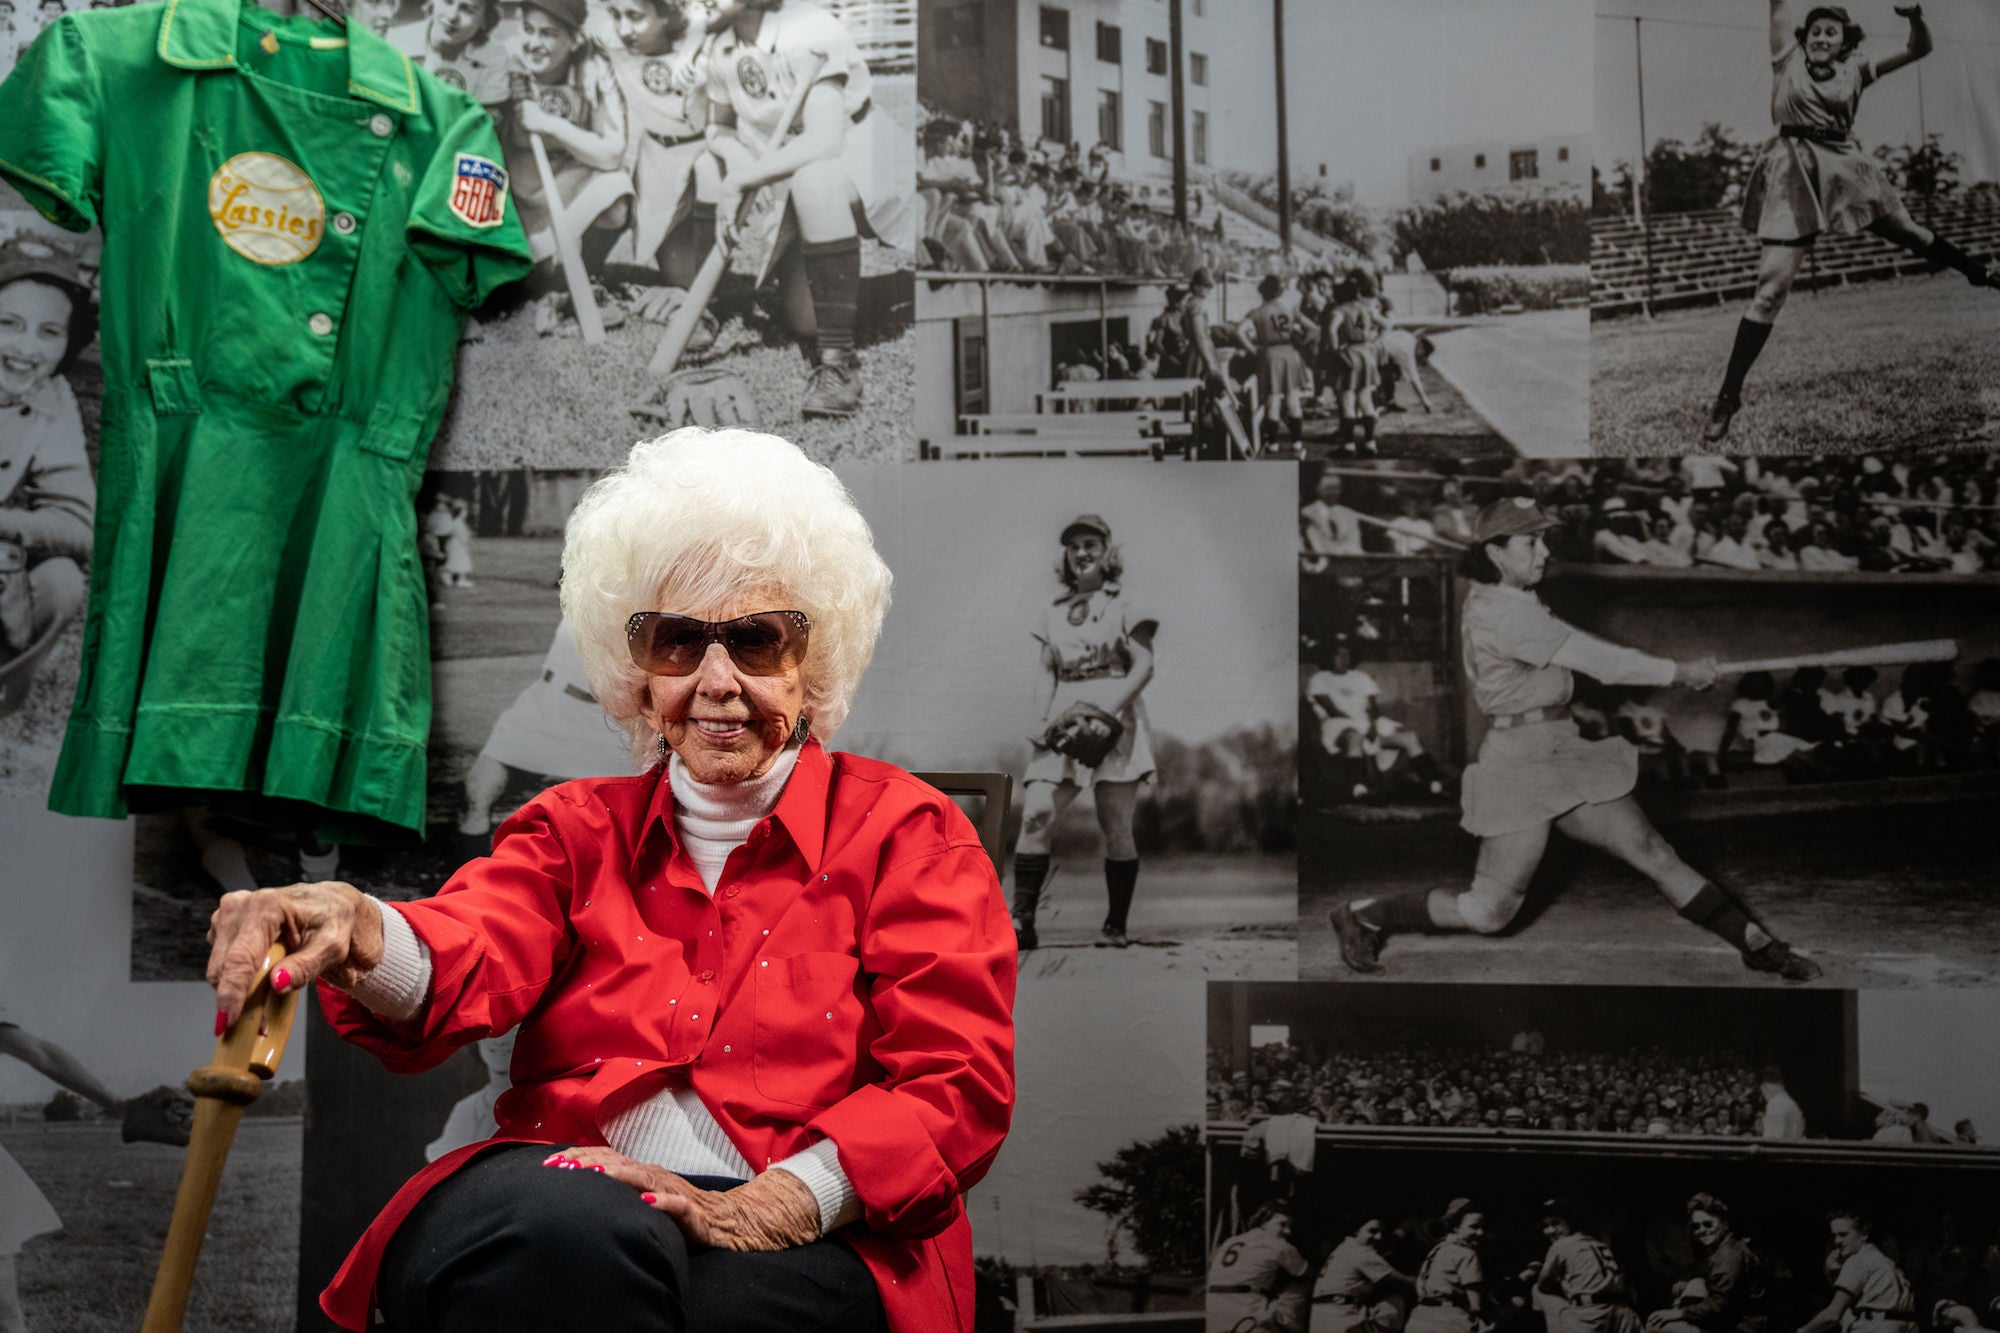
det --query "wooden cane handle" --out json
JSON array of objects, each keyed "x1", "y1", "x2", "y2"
[{"x1": 141, "y1": 944, "x2": 297, "y2": 1333}]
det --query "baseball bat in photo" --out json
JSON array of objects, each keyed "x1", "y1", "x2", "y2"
[
  {"x1": 142, "y1": 944, "x2": 299, "y2": 1333},
  {"x1": 1351, "y1": 509, "x2": 1470, "y2": 551},
  {"x1": 529, "y1": 130, "x2": 608, "y2": 346},
  {"x1": 648, "y1": 49, "x2": 829, "y2": 377},
  {"x1": 1713, "y1": 639, "x2": 1958, "y2": 676}
]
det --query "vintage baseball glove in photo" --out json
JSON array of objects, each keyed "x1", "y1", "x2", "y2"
[
  {"x1": 1042, "y1": 702, "x2": 1125, "y2": 768},
  {"x1": 631, "y1": 367, "x2": 762, "y2": 431}
]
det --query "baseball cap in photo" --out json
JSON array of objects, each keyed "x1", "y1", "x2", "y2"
[
  {"x1": 519, "y1": 0, "x2": 585, "y2": 30},
  {"x1": 1061, "y1": 513, "x2": 1112, "y2": 544},
  {"x1": 1472, "y1": 496, "x2": 1560, "y2": 544},
  {"x1": 1188, "y1": 266, "x2": 1214, "y2": 290},
  {"x1": 1472, "y1": 495, "x2": 1560, "y2": 544},
  {"x1": 0, "y1": 236, "x2": 90, "y2": 294}
]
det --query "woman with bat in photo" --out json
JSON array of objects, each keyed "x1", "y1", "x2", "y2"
[
  {"x1": 1704, "y1": 1, "x2": 1996, "y2": 443},
  {"x1": 655, "y1": 0, "x2": 900, "y2": 418},
  {"x1": 498, "y1": 0, "x2": 632, "y2": 303},
  {"x1": 1331, "y1": 496, "x2": 1822, "y2": 981},
  {"x1": 1009, "y1": 514, "x2": 1158, "y2": 951}
]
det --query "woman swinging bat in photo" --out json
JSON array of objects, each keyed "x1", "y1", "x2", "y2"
[
  {"x1": 1329, "y1": 497, "x2": 1823, "y2": 981},
  {"x1": 1007, "y1": 514, "x2": 1159, "y2": 952},
  {"x1": 1704, "y1": 0, "x2": 1998, "y2": 443}
]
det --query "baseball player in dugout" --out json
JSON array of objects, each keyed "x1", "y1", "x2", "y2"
[
  {"x1": 499, "y1": 0, "x2": 633, "y2": 280},
  {"x1": 653, "y1": 0, "x2": 887, "y2": 418}
]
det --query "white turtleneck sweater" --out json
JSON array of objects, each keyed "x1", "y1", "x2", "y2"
[{"x1": 344, "y1": 743, "x2": 860, "y2": 1234}]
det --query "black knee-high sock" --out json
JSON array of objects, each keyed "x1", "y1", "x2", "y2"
[
  {"x1": 1719, "y1": 317, "x2": 1773, "y2": 400},
  {"x1": 658, "y1": 204, "x2": 716, "y2": 289},
  {"x1": 1011, "y1": 853, "x2": 1050, "y2": 923},
  {"x1": 1103, "y1": 858, "x2": 1139, "y2": 932},
  {"x1": 1284, "y1": 414, "x2": 1304, "y2": 443},
  {"x1": 1678, "y1": 882, "x2": 1773, "y2": 953},
  {"x1": 1355, "y1": 888, "x2": 1432, "y2": 935},
  {"x1": 800, "y1": 238, "x2": 861, "y2": 354},
  {"x1": 579, "y1": 225, "x2": 617, "y2": 276},
  {"x1": 1924, "y1": 233, "x2": 1990, "y2": 285}
]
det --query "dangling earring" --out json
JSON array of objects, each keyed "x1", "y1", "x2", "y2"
[
  {"x1": 790, "y1": 715, "x2": 811, "y2": 746},
  {"x1": 656, "y1": 733, "x2": 669, "y2": 763}
]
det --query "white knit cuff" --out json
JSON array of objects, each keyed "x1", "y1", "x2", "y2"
[
  {"x1": 768, "y1": 1138, "x2": 861, "y2": 1235},
  {"x1": 339, "y1": 897, "x2": 432, "y2": 1022}
]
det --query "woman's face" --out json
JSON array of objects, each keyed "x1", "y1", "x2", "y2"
[
  {"x1": 1690, "y1": 1209, "x2": 1728, "y2": 1249},
  {"x1": 1064, "y1": 532, "x2": 1108, "y2": 588},
  {"x1": 1490, "y1": 533, "x2": 1549, "y2": 588},
  {"x1": 1355, "y1": 1218, "x2": 1383, "y2": 1247},
  {"x1": 1455, "y1": 1211, "x2": 1486, "y2": 1243},
  {"x1": 1806, "y1": 16, "x2": 1845, "y2": 62},
  {"x1": 1829, "y1": 1217, "x2": 1866, "y2": 1261},
  {"x1": 0, "y1": 278, "x2": 74, "y2": 401},
  {"x1": 637, "y1": 589, "x2": 808, "y2": 785}
]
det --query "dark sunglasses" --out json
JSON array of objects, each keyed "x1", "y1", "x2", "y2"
[{"x1": 625, "y1": 610, "x2": 811, "y2": 677}]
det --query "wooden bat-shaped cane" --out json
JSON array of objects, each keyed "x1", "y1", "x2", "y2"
[
  {"x1": 647, "y1": 48, "x2": 830, "y2": 376},
  {"x1": 1713, "y1": 638, "x2": 1958, "y2": 677},
  {"x1": 142, "y1": 944, "x2": 299, "y2": 1333}
]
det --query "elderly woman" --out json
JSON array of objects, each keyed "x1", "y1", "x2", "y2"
[
  {"x1": 1332, "y1": 497, "x2": 1818, "y2": 982},
  {"x1": 205, "y1": 429, "x2": 1016, "y2": 1333}
]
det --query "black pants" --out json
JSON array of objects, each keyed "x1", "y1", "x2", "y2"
[{"x1": 375, "y1": 1144, "x2": 887, "y2": 1333}]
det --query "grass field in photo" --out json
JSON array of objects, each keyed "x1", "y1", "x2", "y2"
[
  {"x1": 4, "y1": 1118, "x2": 299, "y2": 1332},
  {"x1": 1591, "y1": 272, "x2": 2000, "y2": 455}
]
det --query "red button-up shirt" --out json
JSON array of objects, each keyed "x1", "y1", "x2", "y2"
[{"x1": 317, "y1": 742, "x2": 1017, "y2": 1332}]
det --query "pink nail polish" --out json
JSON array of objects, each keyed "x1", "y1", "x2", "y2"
[
  {"x1": 214, "y1": 1011, "x2": 228, "y2": 1036},
  {"x1": 590, "y1": 1164, "x2": 606, "y2": 1173},
  {"x1": 543, "y1": 1155, "x2": 562, "y2": 1166},
  {"x1": 641, "y1": 1193, "x2": 657, "y2": 1204},
  {"x1": 272, "y1": 968, "x2": 291, "y2": 992}
]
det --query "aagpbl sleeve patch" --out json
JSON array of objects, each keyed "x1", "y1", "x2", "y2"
[{"x1": 448, "y1": 152, "x2": 508, "y2": 229}]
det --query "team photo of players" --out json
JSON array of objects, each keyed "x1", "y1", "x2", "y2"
[{"x1": 398, "y1": 0, "x2": 917, "y2": 465}]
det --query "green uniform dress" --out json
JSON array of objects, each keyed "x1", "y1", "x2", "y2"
[{"x1": 0, "y1": 0, "x2": 534, "y2": 840}]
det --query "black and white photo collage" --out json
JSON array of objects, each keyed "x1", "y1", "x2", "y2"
[{"x1": 2, "y1": 0, "x2": 1999, "y2": 1329}]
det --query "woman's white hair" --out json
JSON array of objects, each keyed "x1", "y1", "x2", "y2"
[{"x1": 559, "y1": 428, "x2": 891, "y2": 768}]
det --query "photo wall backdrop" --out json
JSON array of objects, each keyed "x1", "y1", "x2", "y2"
[{"x1": 0, "y1": 0, "x2": 1997, "y2": 1331}]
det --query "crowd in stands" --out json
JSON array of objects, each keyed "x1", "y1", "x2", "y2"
[
  {"x1": 1300, "y1": 453, "x2": 2000, "y2": 574},
  {"x1": 916, "y1": 108, "x2": 1284, "y2": 280},
  {"x1": 1206, "y1": 1034, "x2": 1979, "y2": 1147}
]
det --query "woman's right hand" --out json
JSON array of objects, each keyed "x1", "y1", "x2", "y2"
[
  {"x1": 1674, "y1": 657, "x2": 1720, "y2": 692},
  {"x1": 205, "y1": 882, "x2": 384, "y2": 1033}
]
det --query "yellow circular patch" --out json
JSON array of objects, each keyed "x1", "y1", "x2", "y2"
[{"x1": 208, "y1": 152, "x2": 325, "y2": 266}]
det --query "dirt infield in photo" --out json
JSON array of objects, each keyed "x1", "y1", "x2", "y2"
[{"x1": 1299, "y1": 794, "x2": 2000, "y2": 987}]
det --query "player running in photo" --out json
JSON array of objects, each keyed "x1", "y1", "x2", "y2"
[
  {"x1": 1703, "y1": 1, "x2": 1997, "y2": 443},
  {"x1": 1008, "y1": 514, "x2": 1158, "y2": 951},
  {"x1": 1209, "y1": 1205, "x2": 1311, "y2": 1333},
  {"x1": 1330, "y1": 497, "x2": 1820, "y2": 981}
]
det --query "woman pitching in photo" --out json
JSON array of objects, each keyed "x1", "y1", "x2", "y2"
[
  {"x1": 1330, "y1": 497, "x2": 1821, "y2": 981},
  {"x1": 1008, "y1": 514, "x2": 1159, "y2": 951},
  {"x1": 1705, "y1": 1, "x2": 1996, "y2": 443}
]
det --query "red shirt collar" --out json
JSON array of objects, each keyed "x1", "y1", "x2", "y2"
[{"x1": 637, "y1": 737, "x2": 831, "y2": 877}]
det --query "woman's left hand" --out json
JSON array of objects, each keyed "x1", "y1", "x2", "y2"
[{"x1": 547, "y1": 1148, "x2": 822, "y2": 1251}]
